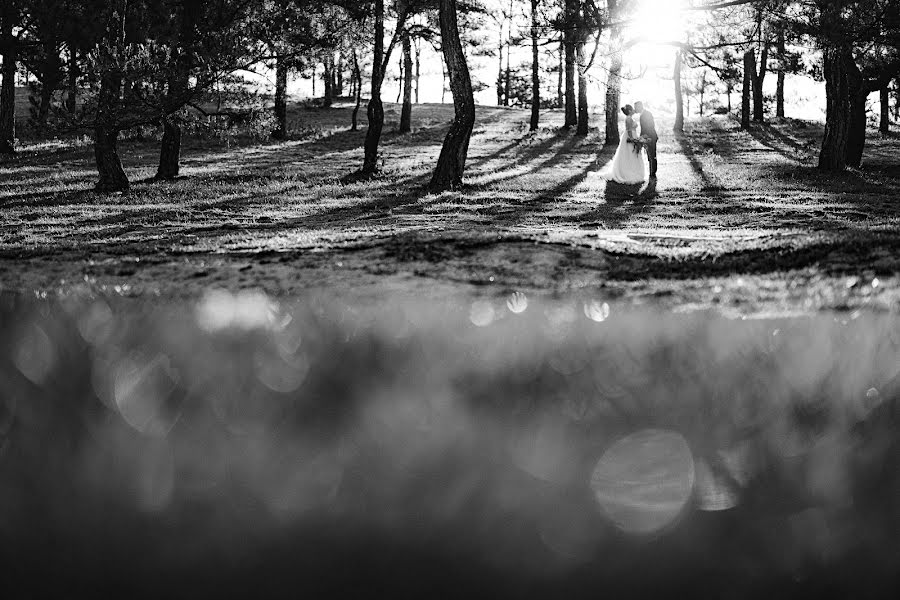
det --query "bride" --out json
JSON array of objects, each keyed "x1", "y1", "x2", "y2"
[{"x1": 601, "y1": 104, "x2": 646, "y2": 184}]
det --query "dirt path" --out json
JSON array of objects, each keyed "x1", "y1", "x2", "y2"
[{"x1": 1, "y1": 103, "x2": 899, "y2": 314}]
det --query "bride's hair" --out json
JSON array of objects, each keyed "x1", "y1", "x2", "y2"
[{"x1": 621, "y1": 104, "x2": 633, "y2": 115}]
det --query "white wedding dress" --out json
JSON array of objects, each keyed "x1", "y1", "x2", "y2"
[{"x1": 601, "y1": 115, "x2": 646, "y2": 184}]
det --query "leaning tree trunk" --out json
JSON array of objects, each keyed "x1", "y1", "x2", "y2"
[
  {"x1": 272, "y1": 52, "x2": 288, "y2": 139},
  {"x1": 818, "y1": 46, "x2": 852, "y2": 171},
  {"x1": 741, "y1": 50, "x2": 753, "y2": 130},
  {"x1": 362, "y1": 0, "x2": 386, "y2": 174},
  {"x1": 94, "y1": 0, "x2": 129, "y2": 192},
  {"x1": 879, "y1": 87, "x2": 890, "y2": 134},
  {"x1": 351, "y1": 49, "x2": 362, "y2": 131},
  {"x1": 673, "y1": 48, "x2": 684, "y2": 133},
  {"x1": 429, "y1": 0, "x2": 476, "y2": 192},
  {"x1": 576, "y1": 37, "x2": 588, "y2": 135},
  {"x1": 604, "y1": 23, "x2": 622, "y2": 145},
  {"x1": 399, "y1": 34, "x2": 412, "y2": 133},
  {"x1": 776, "y1": 29, "x2": 785, "y2": 118},
  {"x1": 563, "y1": 0, "x2": 577, "y2": 127},
  {"x1": 529, "y1": 0, "x2": 540, "y2": 131},
  {"x1": 0, "y1": 28, "x2": 16, "y2": 154}
]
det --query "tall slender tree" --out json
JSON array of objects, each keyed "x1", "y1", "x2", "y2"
[{"x1": 429, "y1": 0, "x2": 475, "y2": 190}]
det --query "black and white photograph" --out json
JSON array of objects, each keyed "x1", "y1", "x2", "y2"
[{"x1": 1, "y1": 0, "x2": 899, "y2": 597}]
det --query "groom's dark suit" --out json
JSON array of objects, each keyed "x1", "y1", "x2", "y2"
[{"x1": 639, "y1": 109, "x2": 658, "y2": 178}]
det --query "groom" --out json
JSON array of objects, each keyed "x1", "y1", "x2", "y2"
[{"x1": 634, "y1": 101, "x2": 658, "y2": 179}]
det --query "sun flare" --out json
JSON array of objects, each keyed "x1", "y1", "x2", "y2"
[
  {"x1": 626, "y1": 0, "x2": 689, "y2": 65},
  {"x1": 620, "y1": 0, "x2": 690, "y2": 109}
]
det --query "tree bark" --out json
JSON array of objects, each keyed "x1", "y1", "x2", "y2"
[
  {"x1": 36, "y1": 38, "x2": 61, "y2": 126},
  {"x1": 529, "y1": 0, "x2": 539, "y2": 131},
  {"x1": 399, "y1": 33, "x2": 412, "y2": 133},
  {"x1": 503, "y1": 28, "x2": 511, "y2": 107},
  {"x1": 576, "y1": 37, "x2": 588, "y2": 135},
  {"x1": 362, "y1": 0, "x2": 386, "y2": 174},
  {"x1": 0, "y1": 22, "x2": 16, "y2": 155},
  {"x1": 272, "y1": 52, "x2": 288, "y2": 139},
  {"x1": 775, "y1": 28, "x2": 785, "y2": 118},
  {"x1": 894, "y1": 77, "x2": 899, "y2": 121},
  {"x1": 429, "y1": 0, "x2": 476, "y2": 192},
  {"x1": 845, "y1": 58, "x2": 866, "y2": 169},
  {"x1": 751, "y1": 44, "x2": 767, "y2": 122},
  {"x1": 604, "y1": 15, "x2": 622, "y2": 145},
  {"x1": 880, "y1": 87, "x2": 890, "y2": 134},
  {"x1": 818, "y1": 45, "x2": 852, "y2": 171},
  {"x1": 351, "y1": 49, "x2": 362, "y2": 131},
  {"x1": 557, "y1": 39, "x2": 563, "y2": 108},
  {"x1": 66, "y1": 42, "x2": 78, "y2": 113},
  {"x1": 335, "y1": 51, "x2": 343, "y2": 96},
  {"x1": 323, "y1": 52, "x2": 333, "y2": 107},
  {"x1": 563, "y1": 0, "x2": 577, "y2": 127},
  {"x1": 414, "y1": 39, "x2": 420, "y2": 103},
  {"x1": 94, "y1": 0, "x2": 129, "y2": 192},
  {"x1": 156, "y1": 2, "x2": 197, "y2": 180},
  {"x1": 496, "y1": 27, "x2": 504, "y2": 105},
  {"x1": 741, "y1": 50, "x2": 752, "y2": 130},
  {"x1": 673, "y1": 48, "x2": 684, "y2": 133}
]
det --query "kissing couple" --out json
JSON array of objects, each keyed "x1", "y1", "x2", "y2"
[{"x1": 601, "y1": 101, "x2": 658, "y2": 185}]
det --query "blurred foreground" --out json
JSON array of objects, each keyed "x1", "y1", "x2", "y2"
[{"x1": 1, "y1": 289, "x2": 899, "y2": 598}]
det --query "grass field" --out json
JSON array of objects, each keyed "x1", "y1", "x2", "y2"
[{"x1": 2, "y1": 97, "x2": 900, "y2": 314}]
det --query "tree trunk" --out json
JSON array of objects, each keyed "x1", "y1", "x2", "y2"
[
  {"x1": 727, "y1": 84, "x2": 732, "y2": 113},
  {"x1": 880, "y1": 87, "x2": 890, "y2": 134},
  {"x1": 351, "y1": 49, "x2": 362, "y2": 131},
  {"x1": 529, "y1": 0, "x2": 539, "y2": 131},
  {"x1": 576, "y1": 37, "x2": 588, "y2": 135},
  {"x1": 604, "y1": 25, "x2": 622, "y2": 144},
  {"x1": 156, "y1": 119, "x2": 181, "y2": 179},
  {"x1": 673, "y1": 48, "x2": 684, "y2": 133},
  {"x1": 414, "y1": 39, "x2": 420, "y2": 103},
  {"x1": 66, "y1": 42, "x2": 78, "y2": 113},
  {"x1": 503, "y1": 34, "x2": 511, "y2": 107},
  {"x1": 563, "y1": 0, "x2": 577, "y2": 127},
  {"x1": 496, "y1": 28, "x2": 504, "y2": 105},
  {"x1": 272, "y1": 52, "x2": 288, "y2": 139},
  {"x1": 0, "y1": 27, "x2": 16, "y2": 154},
  {"x1": 399, "y1": 34, "x2": 412, "y2": 133},
  {"x1": 557, "y1": 39, "x2": 563, "y2": 108},
  {"x1": 429, "y1": 0, "x2": 476, "y2": 191},
  {"x1": 363, "y1": 0, "x2": 386, "y2": 174},
  {"x1": 776, "y1": 28, "x2": 785, "y2": 118},
  {"x1": 818, "y1": 45, "x2": 852, "y2": 171},
  {"x1": 752, "y1": 43, "x2": 767, "y2": 122},
  {"x1": 323, "y1": 53, "x2": 333, "y2": 107},
  {"x1": 94, "y1": 0, "x2": 129, "y2": 192},
  {"x1": 741, "y1": 50, "x2": 752, "y2": 130},
  {"x1": 37, "y1": 39, "x2": 61, "y2": 126},
  {"x1": 894, "y1": 77, "x2": 899, "y2": 121},
  {"x1": 335, "y1": 51, "x2": 343, "y2": 96},
  {"x1": 156, "y1": 2, "x2": 196, "y2": 180},
  {"x1": 845, "y1": 59, "x2": 867, "y2": 169}
]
